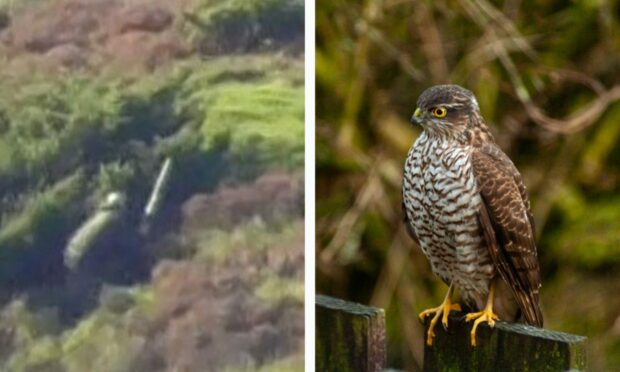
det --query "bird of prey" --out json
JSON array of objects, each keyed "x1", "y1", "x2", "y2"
[{"x1": 402, "y1": 85, "x2": 543, "y2": 346}]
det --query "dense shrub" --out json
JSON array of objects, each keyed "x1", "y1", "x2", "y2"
[{"x1": 185, "y1": 0, "x2": 304, "y2": 54}]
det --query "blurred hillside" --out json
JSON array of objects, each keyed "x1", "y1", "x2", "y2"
[
  {"x1": 316, "y1": 0, "x2": 620, "y2": 370},
  {"x1": 0, "y1": 0, "x2": 304, "y2": 370}
]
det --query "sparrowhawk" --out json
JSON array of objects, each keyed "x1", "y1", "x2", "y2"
[{"x1": 402, "y1": 84, "x2": 543, "y2": 346}]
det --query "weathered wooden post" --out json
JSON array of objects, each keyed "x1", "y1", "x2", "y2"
[
  {"x1": 316, "y1": 295, "x2": 386, "y2": 372},
  {"x1": 423, "y1": 314, "x2": 587, "y2": 372},
  {"x1": 316, "y1": 295, "x2": 587, "y2": 371}
]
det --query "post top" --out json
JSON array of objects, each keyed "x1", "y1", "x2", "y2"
[
  {"x1": 316, "y1": 294, "x2": 384, "y2": 316},
  {"x1": 493, "y1": 319, "x2": 587, "y2": 344}
]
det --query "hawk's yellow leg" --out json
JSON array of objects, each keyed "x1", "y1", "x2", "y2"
[
  {"x1": 418, "y1": 283, "x2": 461, "y2": 346},
  {"x1": 465, "y1": 281, "x2": 499, "y2": 346}
]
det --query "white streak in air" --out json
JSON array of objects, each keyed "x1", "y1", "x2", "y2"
[{"x1": 144, "y1": 157, "x2": 173, "y2": 219}]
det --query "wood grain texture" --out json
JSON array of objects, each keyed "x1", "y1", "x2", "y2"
[
  {"x1": 316, "y1": 295, "x2": 386, "y2": 372},
  {"x1": 423, "y1": 314, "x2": 587, "y2": 372}
]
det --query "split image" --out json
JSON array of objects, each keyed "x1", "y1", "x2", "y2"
[
  {"x1": 0, "y1": 0, "x2": 303, "y2": 370},
  {"x1": 1, "y1": 0, "x2": 620, "y2": 371}
]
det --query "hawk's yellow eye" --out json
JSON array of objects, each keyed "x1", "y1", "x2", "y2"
[{"x1": 432, "y1": 107, "x2": 447, "y2": 118}]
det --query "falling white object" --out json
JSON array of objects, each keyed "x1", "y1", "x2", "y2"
[
  {"x1": 144, "y1": 157, "x2": 173, "y2": 220},
  {"x1": 64, "y1": 191, "x2": 126, "y2": 270}
]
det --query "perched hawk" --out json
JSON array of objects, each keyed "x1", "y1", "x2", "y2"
[{"x1": 402, "y1": 85, "x2": 543, "y2": 346}]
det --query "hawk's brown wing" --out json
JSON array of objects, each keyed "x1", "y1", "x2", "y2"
[{"x1": 472, "y1": 144, "x2": 543, "y2": 327}]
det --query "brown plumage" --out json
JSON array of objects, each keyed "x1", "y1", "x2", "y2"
[
  {"x1": 472, "y1": 144, "x2": 543, "y2": 326},
  {"x1": 402, "y1": 85, "x2": 542, "y2": 345}
]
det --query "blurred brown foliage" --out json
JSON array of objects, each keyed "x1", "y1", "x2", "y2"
[{"x1": 316, "y1": 0, "x2": 620, "y2": 370}]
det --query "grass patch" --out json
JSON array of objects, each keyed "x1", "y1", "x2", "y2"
[
  {"x1": 182, "y1": 0, "x2": 304, "y2": 53},
  {"x1": 194, "y1": 218, "x2": 299, "y2": 262},
  {"x1": 174, "y1": 55, "x2": 304, "y2": 169},
  {"x1": 220, "y1": 354, "x2": 304, "y2": 372},
  {"x1": 0, "y1": 173, "x2": 85, "y2": 250},
  {"x1": 2, "y1": 287, "x2": 155, "y2": 372},
  {"x1": 255, "y1": 276, "x2": 304, "y2": 304}
]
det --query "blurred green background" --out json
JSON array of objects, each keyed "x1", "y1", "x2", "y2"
[
  {"x1": 0, "y1": 0, "x2": 304, "y2": 371},
  {"x1": 316, "y1": 0, "x2": 620, "y2": 370}
]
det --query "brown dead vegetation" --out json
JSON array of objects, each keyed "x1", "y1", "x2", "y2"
[
  {"x1": 0, "y1": 0, "x2": 189, "y2": 72},
  {"x1": 181, "y1": 171, "x2": 304, "y2": 232}
]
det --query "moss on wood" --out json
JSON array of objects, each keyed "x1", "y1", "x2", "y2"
[
  {"x1": 423, "y1": 314, "x2": 587, "y2": 372},
  {"x1": 316, "y1": 295, "x2": 386, "y2": 372}
]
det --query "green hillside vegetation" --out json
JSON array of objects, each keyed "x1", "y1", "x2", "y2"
[
  {"x1": 183, "y1": 0, "x2": 304, "y2": 53},
  {"x1": 0, "y1": 54, "x2": 304, "y2": 273},
  {"x1": 2, "y1": 220, "x2": 304, "y2": 371},
  {"x1": 0, "y1": 57, "x2": 303, "y2": 218},
  {"x1": 0, "y1": 0, "x2": 304, "y2": 370}
]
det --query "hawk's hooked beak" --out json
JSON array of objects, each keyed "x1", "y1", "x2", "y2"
[{"x1": 411, "y1": 107, "x2": 422, "y2": 125}]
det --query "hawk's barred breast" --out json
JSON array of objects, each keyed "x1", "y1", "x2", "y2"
[{"x1": 403, "y1": 131, "x2": 494, "y2": 308}]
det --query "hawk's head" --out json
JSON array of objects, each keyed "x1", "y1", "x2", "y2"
[{"x1": 411, "y1": 84, "x2": 482, "y2": 138}]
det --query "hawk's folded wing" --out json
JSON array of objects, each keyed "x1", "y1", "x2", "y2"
[{"x1": 472, "y1": 144, "x2": 543, "y2": 327}]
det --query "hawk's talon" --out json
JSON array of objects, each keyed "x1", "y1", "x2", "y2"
[
  {"x1": 442, "y1": 303, "x2": 461, "y2": 328},
  {"x1": 465, "y1": 282, "x2": 498, "y2": 347},
  {"x1": 418, "y1": 303, "x2": 460, "y2": 321},
  {"x1": 465, "y1": 309, "x2": 499, "y2": 346},
  {"x1": 418, "y1": 283, "x2": 459, "y2": 346},
  {"x1": 464, "y1": 310, "x2": 498, "y2": 323}
]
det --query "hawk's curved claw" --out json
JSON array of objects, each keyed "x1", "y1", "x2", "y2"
[
  {"x1": 418, "y1": 283, "x2": 460, "y2": 346},
  {"x1": 465, "y1": 308, "x2": 499, "y2": 346},
  {"x1": 465, "y1": 281, "x2": 499, "y2": 347}
]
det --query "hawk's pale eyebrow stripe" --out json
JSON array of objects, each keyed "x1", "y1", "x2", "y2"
[{"x1": 434, "y1": 103, "x2": 461, "y2": 108}]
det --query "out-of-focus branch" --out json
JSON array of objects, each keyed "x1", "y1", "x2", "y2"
[
  {"x1": 460, "y1": 35, "x2": 539, "y2": 73},
  {"x1": 397, "y1": 281, "x2": 425, "y2": 371},
  {"x1": 544, "y1": 68, "x2": 606, "y2": 94},
  {"x1": 370, "y1": 226, "x2": 412, "y2": 308},
  {"x1": 319, "y1": 153, "x2": 401, "y2": 264},
  {"x1": 413, "y1": 1, "x2": 449, "y2": 83},
  {"x1": 462, "y1": 0, "x2": 620, "y2": 135},
  {"x1": 471, "y1": 0, "x2": 537, "y2": 59},
  {"x1": 496, "y1": 43, "x2": 620, "y2": 134},
  {"x1": 338, "y1": 1, "x2": 380, "y2": 150},
  {"x1": 531, "y1": 135, "x2": 584, "y2": 238},
  {"x1": 523, "y1": 86, "x2": 620, "y2": 134},
  {"x1": 360, "y1": 21, "x2": 425, "y2": 81},
  {"x1": 319, "y1": 120, "x2": 406, "y2": 189},
  {"x1": 319, "y1": 169, "x2": 380, "y2": 264}
]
